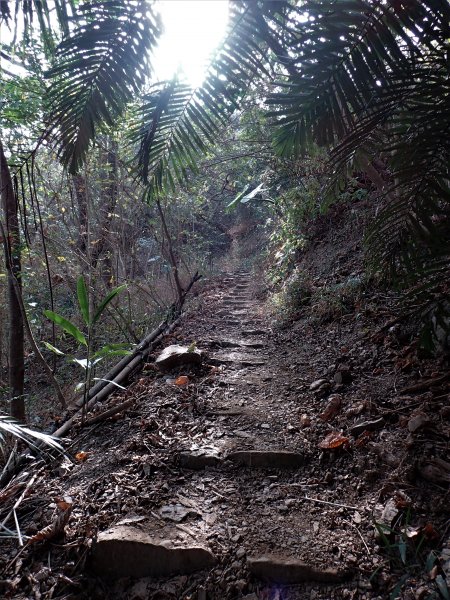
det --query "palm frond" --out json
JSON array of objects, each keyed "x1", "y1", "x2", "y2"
[
  {"x1": 0, "y1": 1, "x2": 77, "y2": 55},
  {"x1": 45, "y1": 0, "x2": 161, "y2": 174},
  {"x1": 132, "y1": 2, "x2": 294, "y2": 198},
  {"x1": 0, "y1": 414, "x2": 65, "y2": 456},
  {"x1": 268, "y1": 0, "x2": 449, "y2": 156}
]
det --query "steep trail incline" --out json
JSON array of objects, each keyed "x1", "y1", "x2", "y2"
[{"x1": 1, "y1": 267, "x2": 449, "y2": 600}]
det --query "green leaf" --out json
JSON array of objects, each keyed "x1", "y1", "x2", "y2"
[
  {"x1": 436, "y1": 575, "x2": 450, "y2": 600},
  {"x1": 92, "y1": 344, "x2": 131, "y2": 360},
  {"x1": 77, "y1": 276, "x2": 90, "y2": 326},
  {"x1": 92, "y1": 284, "x2": 126, "y2": 325},
  {"x1": 398, "y1": 536, "x2": 407, "y2": 564},
  {"x1": 43, "y1": 342, "x2": 65, "y2": 356},
  {"x1": 44, "y1": 310, "x2": 87, "y2": 346},
  {"x1": 389, "y1": 574, "x2": 409, "y2": 600},
  {"x1": 227, "y1": 185, "x2": 251, "y2": 210}
]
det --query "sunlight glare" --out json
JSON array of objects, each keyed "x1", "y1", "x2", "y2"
[{"x1": 152, "y1": 0, "x2": 229, "y2": 87}]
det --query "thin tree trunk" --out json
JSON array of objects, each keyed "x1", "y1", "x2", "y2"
[
  {"x1": 155, "y1": 198, "x2": 184, "y2": 308},
  {"x1": 91, "y1": 140, "x2": 118, "y2": 287},
  {"x1": 0, "y1": 140, "x2": 25, "y2": 421},
  {"x1": 73, "y1": 174, "x2": 88, "y2": 254}
]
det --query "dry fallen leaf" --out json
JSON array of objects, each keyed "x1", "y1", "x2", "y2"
[
  {"x1": 75, "y1": 451, "x2": 89, "y2": 462},
  {"x1": 319, "y1": 394, "x2": 342, "y2": 422},
  {"x1": 30, "y1": 502, "x2": 72, "y2": 543},
  {"x1": 319, "y1": 431, "x2": 350, "y2": 449},
  {"x1": 175, "y1": 375, "x2": 189, "y2": 386}
]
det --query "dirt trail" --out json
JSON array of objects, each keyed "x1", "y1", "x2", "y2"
[{"x1": 2, "y1": 269, "x2": 449, "y2": 600}]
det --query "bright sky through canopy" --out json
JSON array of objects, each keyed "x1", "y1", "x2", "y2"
[{"x1": 153, "y1": 0, "x2": 229, "y2": 87}]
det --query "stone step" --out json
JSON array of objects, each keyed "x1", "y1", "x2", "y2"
[
  {"x1": 178, "y1": 450, "x2": 221, "y2": 470},
  {"x1": 221, "y1": 299, "x2": 250, "y2": 305},
  {"x1": 209, "y1": 351, "x2": 266, "y2": 367},
  {"x1": 240, "y1": 329, "x2": 266, "y2": 336},
  {"x1": 227, "y1": 450, "x2": 305, "y2": 469},
  {"x1": 92, "y1": 524, "x2": 216, "y2": 579},
  {"x1": 247, "y1": 555, "x2": 352, "y2": 584}
]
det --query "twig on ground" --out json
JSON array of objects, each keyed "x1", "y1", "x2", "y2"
[
  {"x1": 343, "y1": 519, "x2": 371, "y2": 556},
  {"x1": 1, "y1": 471, "x2": 41, "y2": 531},
  {"x1": 301, "y1": 495, "x2": 361, "y2": 511},
  {"x1": 399, "y1": 373, "x2": 450, "y2": 395},
  {"x1": 81, "y1": 397, "x2": 136, "y2": 426},
  {"x1": 13, "y1": 508, "x2": 23, "y2": 546}
]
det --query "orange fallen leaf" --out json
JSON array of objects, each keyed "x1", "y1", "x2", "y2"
[
  {"x1": 75, "y1": 451, "x2": 89, "y2": 462},
  {"x1": 319, "y1": 431, "x2": 350, "y2": 449},
  {"x1": 421, "y1": 523, "x2": 440, "y2": 542},
  {"x1": 355, "y1": 430, "x2": 372, "y2": 447},
  {"x1": 175, "y1": 376, "x2": 189, "y2": 386}
]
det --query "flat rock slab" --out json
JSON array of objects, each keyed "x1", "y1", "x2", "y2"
[
  {"x1": 247, "y1": 555, "x2": 351, "y2": 583},
  {"x1": 241, "y1": 329, "x2": 266, "y2": 336},
  {"x1": 178, "y1": 451, "x2": 222, "y2": 470},
  {"x1": 92, "y1": 525, "x2": 215, "y2": 579},
  {"x1": 227, "y1": 450, "x2": 305, "y2": 469},
  {"x1": 155, "y1": 345, "x2": 203, "y2": 370},
  {"x1": 210, "y1": 352, "x2": 266, "y2": 367}
]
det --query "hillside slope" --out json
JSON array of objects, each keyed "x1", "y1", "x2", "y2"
[{"x1": 0, "y1": 200, "x2": 449, "y2": 600}]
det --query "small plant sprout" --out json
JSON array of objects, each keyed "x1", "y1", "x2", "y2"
[{"x1": 44, "y1": 276, "x2": 129, "y2": 423}]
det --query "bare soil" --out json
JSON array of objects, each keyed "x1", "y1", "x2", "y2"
[{"x1": 1, "y1": 201, "x2": 449, "y2": 600}]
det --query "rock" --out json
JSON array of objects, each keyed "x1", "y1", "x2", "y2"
[
  {"x1": 210, "y1": 351, "x2": 266, "y2": 367},
  {"x1": 300, "y1": 414, "x2": 311, "y2": 427},
  {"x1": 178, "y1": 451, "x2": 222, "y2": 470},
  {"x1": 309, "y1": 379, "x2": 329, "y2": 391},
  {"x1": 407, "y1": 411, "x2": 431, "y2": 432},
  {"x1": 91, "y1": 525, "x2": 215, "y2": 578},
  {"x1": 333, "y1": 366, "x2": 352, "y2": 384},
  {"x1": 227, "y1": 450, "x2": 305, "y2": 469},
  {"x1": 236, "y1": 547, "x2": 246, "y2": 558},
  {"x1": 159, "y1": 504, "x2": 199, "y2": 523},
  {"x1": 247, "y1": 555, "x2": 351, "y2": 583},
  {"x1": 241, "y1": 595, "x2": 258, "y2": 600},
  {"x1": 419, "y1": 457, "x2": 450, "y2": 485},
  {"x1": 155, "y1": 345, "x2": 203, "y2": 370}
]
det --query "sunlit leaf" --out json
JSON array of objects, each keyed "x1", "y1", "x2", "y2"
[
  {"x1": 92, "y1": 378, "x2": 126, "y2": 390},
  {"x1": 43, "y1": 342, "x2": 65, "y2": 356},
  {"x1": 92, "y1": 284, "x2": 126, "y2": 325},
  {"x1": 77, "y1": 276, "x2": 90, "y2": 326},
  {"x1": 44, "y1": 310, "x2": 87, "y2": 346}
]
